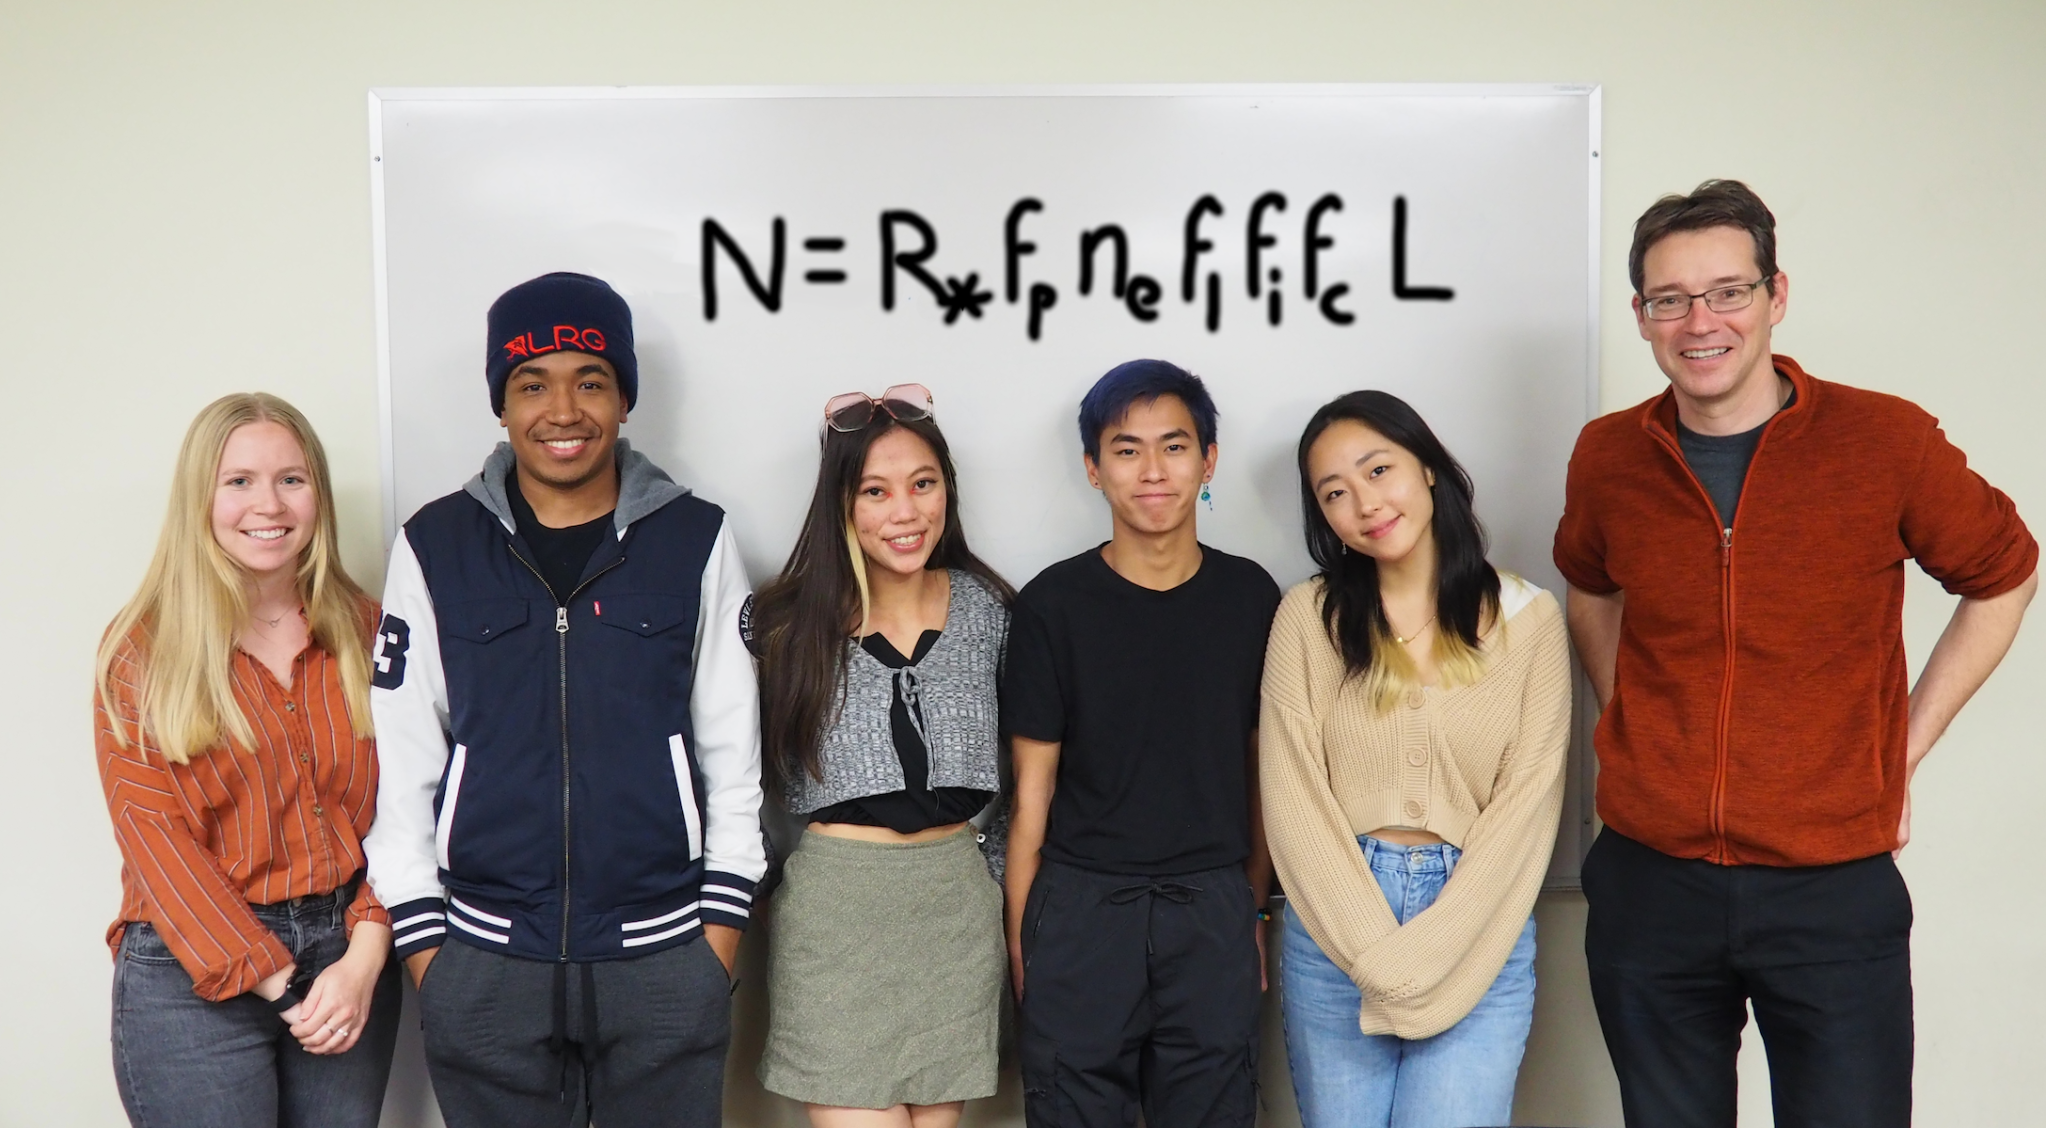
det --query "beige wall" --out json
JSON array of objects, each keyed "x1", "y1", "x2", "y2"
[{"x1": 5, "y1": 2, "x2": 2041, "y2": 1124}]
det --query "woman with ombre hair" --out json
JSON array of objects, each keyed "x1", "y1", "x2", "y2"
[
  {"x1": 1262, "y1": 390, "x2": 1571, "y2": 1128},
  {"x1": 95, "y1": 392, "x2": 397, "y2": 1127}
]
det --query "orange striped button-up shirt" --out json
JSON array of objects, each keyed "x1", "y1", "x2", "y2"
[{"x1": 96, "y1": 627, "x2": 389, "y2": 1001}]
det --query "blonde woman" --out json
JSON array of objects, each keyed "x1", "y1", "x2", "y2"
[
  {"x1": 1261, "y1": 390, "x2": 1571, "y2": 1128},
  {"x1": 95, "y1": 393, "x2": 397, "y2": 1128}
]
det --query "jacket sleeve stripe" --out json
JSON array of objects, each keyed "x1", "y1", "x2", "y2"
[
  {"x1": 667, "y1": 734, "x2": 704, "y2": 861},
  {"x1": 689, "y1": 523, "x2": 769, "y2": 915}
]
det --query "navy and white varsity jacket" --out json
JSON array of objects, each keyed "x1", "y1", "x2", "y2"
[{"x1": 364, "y1": 441, "x2": 766, "y2": 963}]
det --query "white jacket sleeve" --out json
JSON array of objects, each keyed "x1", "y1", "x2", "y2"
[
  {"x1": 690, "y1": 521, "x2": 767, "y2": 930},
  {"x1": 362, "y1": 530, "x2": 453, "y2": 957}
]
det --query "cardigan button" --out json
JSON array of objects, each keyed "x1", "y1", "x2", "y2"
[
  {"x1": 1406, "y1": 688, "x2": 1425, "y2": 710},
  {"x1": 1403, "y1": 799, "x2": 1424, "y2": 819},
  {"x1": 1407, "y1": 750, "x2": 1426, "y2": 767}
]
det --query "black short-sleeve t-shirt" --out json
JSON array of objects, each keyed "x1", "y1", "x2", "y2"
[{"x1": 1003, "y1": 544, "x2": 1281, "y2": 875}]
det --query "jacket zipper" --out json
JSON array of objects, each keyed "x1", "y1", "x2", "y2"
[
  {"x1": 1647, "y1": 417, "x2": 1782, "y2": 864},
  {"x1": 507, "y1": 543, "x2": 624, "y2": 963}
]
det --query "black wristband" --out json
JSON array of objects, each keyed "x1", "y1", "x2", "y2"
[{"x1": 267, "y1": 986, "x2": 303, "y2": 1015}]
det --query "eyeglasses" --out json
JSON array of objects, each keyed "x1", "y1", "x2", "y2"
[
  {"x1": 1640, "y1": 279, "x2": 1770, "y2": 321},
  {"x1": 823, "y1": 384, "x2": 934, "y2": 432}
]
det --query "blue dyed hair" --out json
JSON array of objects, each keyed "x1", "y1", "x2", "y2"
[{"x1": 1077, "y1": 359, "x2": 1219, "y2": 461}]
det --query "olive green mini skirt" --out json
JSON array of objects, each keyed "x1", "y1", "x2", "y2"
[{"x1": 758, "y1": 825, "x2": 1006, "y2": 1109}]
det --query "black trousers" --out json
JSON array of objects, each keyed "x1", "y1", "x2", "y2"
[
  {"x1": 1583, "y1": 829, "x2": 1913, "y2": 1128},
  {"x1": 418, "y1": 937, "x2": 732, "y2": 1128},
  {"x1": 1017, "y1": 859, "x2": 1263, "y2": 1128}
]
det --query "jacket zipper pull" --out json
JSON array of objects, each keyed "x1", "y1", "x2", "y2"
[
  {"x1": 1720, "y1": 527, "x2": 1733, "y2": 563},
  {"x1": 556, "y1": 606, "x2": 569, "y2": 634}
]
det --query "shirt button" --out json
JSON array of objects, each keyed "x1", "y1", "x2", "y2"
[
  {"x1": 1404, "y1": 800, "x2": 1424, "y2": 819},
  {"x1": 284, "y1": 702, "x2": 296, "y2": 712},
  {"x1": 312, "y1": 805, "x2": 325, "y2": 817},
  {"x1": 299, "y1": 753, "x2": 310, "y2": 764},
  {"x1": 1407, "y1": 750, "x2": 1427, "y2": 767}
]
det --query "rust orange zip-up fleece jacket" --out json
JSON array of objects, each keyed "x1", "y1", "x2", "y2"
[{"x1": 1554, "y1": 356, "x2": 2036, "y2": 867}]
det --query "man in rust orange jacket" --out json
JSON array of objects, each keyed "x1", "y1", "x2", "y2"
[{"x1": 1554, "y1": 179, "x2": 2036, "y2": 1128}]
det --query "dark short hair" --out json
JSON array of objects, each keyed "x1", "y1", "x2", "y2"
[
  {"x1": 1077, "y1": 359, "x2": 1218, "y2": 460},
  {"x1": 1628, "y1": 179, "x2": 1780, "y2": 296}
]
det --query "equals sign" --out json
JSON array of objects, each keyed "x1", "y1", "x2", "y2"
[{"x1": 803, "y1": 236, "x2": 847, "y2": 283}]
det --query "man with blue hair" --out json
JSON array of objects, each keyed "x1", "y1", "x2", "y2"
[{"x1": 1002, "y1": 359, "x2": 1281, "y2": 1128}]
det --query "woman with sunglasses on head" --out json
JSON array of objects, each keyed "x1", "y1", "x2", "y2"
[
  {"x1": 746, "y1": 385, "x2": 1015, "y2": 1128},
  {"x1": 1260, "y1": 391, "x2": 1571, "y2": 1128},
  {"x1": 94, "y1": 393, "x2": 398, "y2": 1127}
]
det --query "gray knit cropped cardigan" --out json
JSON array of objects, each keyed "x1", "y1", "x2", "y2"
[{"x1": 778, "y1": 570, "x2": 1010, "y2": 872}]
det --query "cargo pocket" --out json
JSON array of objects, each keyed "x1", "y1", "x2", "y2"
[{"x1": 1019, "y1": 1049, "x2": 1065, "y2": 1127}]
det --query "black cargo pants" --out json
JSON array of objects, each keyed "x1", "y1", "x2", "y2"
[{"x1": 1017, "y1": 859, "x2": 1263, "y2": 1128}]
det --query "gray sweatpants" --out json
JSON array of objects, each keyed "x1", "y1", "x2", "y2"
[{"x1": 419, "y1": 937, "x2": 732, "y2": 1128}]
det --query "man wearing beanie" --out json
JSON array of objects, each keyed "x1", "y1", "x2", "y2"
[{"x1": 365, "y1": 272, "x2": 765, "y2": 1127}]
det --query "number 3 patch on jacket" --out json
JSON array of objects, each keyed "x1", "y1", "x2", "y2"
[{"x1": 373, "y1": 614, "x2": 411, "y2": 690}]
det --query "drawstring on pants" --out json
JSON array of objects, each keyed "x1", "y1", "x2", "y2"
[
  {"x1": 547, "y1": 962, "x2": 604, "y2": 1104},
  {"x1": 1108, "y1": 880, "x2": 1202, "y2": 954}
]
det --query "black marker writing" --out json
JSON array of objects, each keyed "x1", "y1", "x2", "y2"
[
  {"x1": 700, "y1": 190, "x2": 1454, "y2": 336},
  {"x1": 1005, "y1": 199, "x2": 1042, "y2": 305},
  {"x1": 803, "y1": 235, "x2": 847, "y2": 284},
  {"x1": 1183, "y1": 196, "x2": 1224, "y2": 333},
  {"x1": 880, "y1": 210, "x2": 947, "y2": 311},
  {"x1": 701, "y1": 217, "x2": 785, "y2": 321},
  {"x1": 1079, "y1": 225, "x2": 1127, "y2": 299},
  {"x1": 1393, "y1": 196, "x2": 1454, "y2": 301}
]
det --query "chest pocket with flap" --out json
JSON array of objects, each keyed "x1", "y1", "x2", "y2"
[
  {"x1": 596, "y1": 594, "x2": 695, "y2": 638},
  {"x1": 443, "y1": 598, "x2": 532, "y2": 644}
]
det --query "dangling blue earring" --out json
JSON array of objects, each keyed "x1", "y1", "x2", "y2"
[{"x1": 1200, "y1": 481, "x2": 1213, "y2": 509}]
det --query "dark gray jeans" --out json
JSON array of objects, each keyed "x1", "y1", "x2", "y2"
[
  {"x1": 419, "y1": 937, "x2": 732, "y2": 1128},
  {"x1": 111, "y1": 889, "x2": 401, "y2": 1128}
]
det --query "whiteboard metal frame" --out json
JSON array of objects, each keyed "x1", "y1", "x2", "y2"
[{"x1": 365, "y1": 82, "x2": 1606, "y2": 885}]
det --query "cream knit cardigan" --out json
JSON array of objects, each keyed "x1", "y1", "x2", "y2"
[{"x1": 1260, "y1": 573, "x2": 1571, "y2": 1039}]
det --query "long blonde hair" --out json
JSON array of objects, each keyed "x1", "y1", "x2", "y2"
[{"x1": 96, "y1": 393, "x2": 374, "y2": 764}]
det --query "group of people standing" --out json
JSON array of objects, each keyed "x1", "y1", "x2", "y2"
[{"x1": 96, "y1": 177, "x2": 2034, "y2": 1128}]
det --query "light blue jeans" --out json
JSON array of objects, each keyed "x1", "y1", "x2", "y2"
[{"x1": 1279, "y1": 837, "x2": 1536, "y2": 1128}]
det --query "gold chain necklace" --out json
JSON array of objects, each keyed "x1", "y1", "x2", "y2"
[{"x1": 1391, "y1": 615, "x2": 1436, "y2": 646}]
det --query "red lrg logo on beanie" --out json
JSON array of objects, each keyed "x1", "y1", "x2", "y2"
[{"x1": 503, "y1": 324, "x2": 608, "y2": 362}]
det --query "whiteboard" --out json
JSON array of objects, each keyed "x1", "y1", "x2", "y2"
[{"x1": 369, "y1": 85, "x2": 1601, "y2": 885}]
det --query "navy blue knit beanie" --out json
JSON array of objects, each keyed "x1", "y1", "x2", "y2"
[{"x1": 485, "y1": 272, "x2": 639, "y2": 415}]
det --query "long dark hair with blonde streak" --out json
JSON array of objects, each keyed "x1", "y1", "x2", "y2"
[{"x1": 751, "y1": 415, "x2": 1011, "y2": 791}]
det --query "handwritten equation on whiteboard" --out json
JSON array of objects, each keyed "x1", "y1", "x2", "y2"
[{"x1": 701, "y1": 193, "x2": 1455, "y2": 341}]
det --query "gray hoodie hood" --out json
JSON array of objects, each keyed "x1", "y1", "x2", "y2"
[{"x1": 464, "y1": 438, "x2": 690, "y2": 536}]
